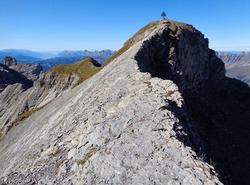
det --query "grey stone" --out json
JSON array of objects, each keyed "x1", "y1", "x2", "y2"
[
  {"x1": 0, "y1": 20, "x2": 223, "y2": 184},
  {"x1": 11, "y1": 62, "x2": 44, "y2": 82},
  {"x1": 3, "y1": 56, "x2": 17, "y2": 67}
]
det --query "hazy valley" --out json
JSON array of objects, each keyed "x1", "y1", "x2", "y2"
[{"x1": 0, "y1": 49, "x2": 115, "y2": 71}]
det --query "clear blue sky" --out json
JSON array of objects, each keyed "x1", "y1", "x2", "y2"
[{"x1": 0, "y1": 0, "x2": 250, "y2": 51}]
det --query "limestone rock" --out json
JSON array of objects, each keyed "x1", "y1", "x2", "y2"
[
  {"x1": 135, "y1": 20, "x2": 225, "y2": 91},
  {"x1": 11, "y1": 63, "x2": 44, "y2": 82},
  {"x1": 0, "y1": 57, "x2": 101, "y2": 139},
  {"x1": 3, "y1": 56, "x2": 17, "y2": 67},
  {"x1": 0, "y1": 63, "x2": 33, "y2": 92},
  {"x1": 0, "y1": 20, "x2": 223, "y2": 184}
]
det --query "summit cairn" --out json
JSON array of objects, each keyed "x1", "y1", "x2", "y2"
[{"x1": 161, "y1": 11, "x2": 166, "y2": 19}]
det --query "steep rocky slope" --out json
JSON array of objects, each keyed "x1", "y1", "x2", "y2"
[
  {"x1": 217, "y1": 51, "x2": 250, "y2": 85},
  {"x1": 0, "y1": 57, "x2": 101, "y2": 140},
  {"x1": 0, "y1": 20, "x2": 224, "y2": 184},
  {"x1": 0, "y1": 20, "x2": 249, "y2": 184}
]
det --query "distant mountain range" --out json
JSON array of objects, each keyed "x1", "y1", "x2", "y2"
[
  {"x1": 0, "y1": 49, "x2": 59, "y2": 59},
  {"x1": 0, "y1": 49, "x2": 115, "y2": 70},
  {"x1": 1, "y1": 49, "x2": 250, "y2": 85},
  {"x1": 0, "y1": 51, "x2": 42, "y2": 63},
  {"x1": 216, "y1": 51, "x2": 250, "y2": 85}
]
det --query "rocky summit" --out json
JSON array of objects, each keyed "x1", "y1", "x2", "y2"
[{"x1": 0, "y1": 20, "x2": 249, "y2": 185}]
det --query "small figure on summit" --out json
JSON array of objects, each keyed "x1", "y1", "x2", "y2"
[{"x1": 161, "y1": 11, "x2": 166, "y2": 19}]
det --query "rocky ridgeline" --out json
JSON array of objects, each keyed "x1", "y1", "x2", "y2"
[
  {"x1": 0, "y1": 20, "x2": 249, "y2": 185},
  {"x1": 135, "y1": 20, "x2": 225, "y2": 91},
  {"x1": 0, "y1": 57, "x2": 101, "y2": 139},
  {"x1": 0, "y1": 20, "x2": 224, "y2": 184}
]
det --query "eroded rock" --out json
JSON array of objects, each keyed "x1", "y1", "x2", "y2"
[
  {"x1": 3, "y1": 56, "x2": 17, "y2": 67},
  {"x1": 0, "y1": 20, "x2": 224, "y2": 184}
]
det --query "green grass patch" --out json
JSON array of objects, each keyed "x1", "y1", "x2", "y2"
[
  {"x1": 130, "y1": 93, "x2": 136, "y2": 97},
  {"x1": 144, "y1": 81, "x2": 152, "y2": 88},
  {"x1": 77, "y1": 159, "x2": 86, "y2": 166},
  {"x1": 13, "y1": 102, "x2": 50, "y2": 127},
  {"x1": 49, "y1": 57, "x2": 101, "y2": 86},
  {"x1": 77, "y1": 147, "x2": 96, "y2": 166},
  {"x1": 104, "y1": 138, "x2": 110, "y2": 144},
  {"x1": 51, "y1": 148, "x2": 60, "y2": 157},
  {"x1": 164, "y1": 91, "x2": 174, "y2": 97}
]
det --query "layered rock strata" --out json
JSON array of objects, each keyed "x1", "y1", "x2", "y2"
[
  {"x1": 11, "y1": 62, "x2": 44, "y2": 82},
  {"x1": 0, "y1": 57, "x2": 100, "y2": 139},
  {"x1": 0, "y1": 20, "x2": 225, "y2": 184}
]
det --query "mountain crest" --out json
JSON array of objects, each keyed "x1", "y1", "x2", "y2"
[{"x1": 0, "y1": 20, "x2": 249, "y2": 185}]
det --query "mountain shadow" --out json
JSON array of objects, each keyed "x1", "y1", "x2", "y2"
[
  {"x1": 0, "y1": 63, "x2": 33, "y2": 91},
  {"x1": 135, "y1": 20, "x2": 250, "y2": 185}
]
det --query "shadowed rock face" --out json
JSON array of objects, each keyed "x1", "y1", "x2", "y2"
[
  {"x1": 0, "y1": 63, "x2": 33, "y2": 91},
  {"x1": 134, "y1": 20, "x2": 250, "y2": 185},
  {"x1": 183, "y1": 79, "x2": 250, "y2": 185},
  {"x1": 13, "y1": 63, "x2": 44, "y2": 81},
  {"x1": 136, "y1": 20, "x2": 225, "y2": 92}
]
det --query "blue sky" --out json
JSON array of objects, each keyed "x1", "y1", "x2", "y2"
[{"x1": 0, "y1": 0, "x2": 250, "y2": 51}]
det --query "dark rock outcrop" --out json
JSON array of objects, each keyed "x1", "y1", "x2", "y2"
[
  {"x1": 0, "y1": 63, "x2": 33, "y2": 92},
  {"x1": 134, "y1": 20, "x2": 250, "y2": 185},
  {"x1": 136, "y1": 20, "x2": 225, "y2": 91},
  {"x1": 3, "y1": 56, "x2": 17, "y2": 67},
  {"x1": 12, "y1": 63, "x2": 44, "y2": 81},
  {"x1": 183, "y1": 78, "x2": 250, "y2": 185}
]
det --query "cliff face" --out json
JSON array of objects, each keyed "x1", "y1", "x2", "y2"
[
  {"x1": 0, "y1": 20, "x2": 248, "y2": 184},
  {"x1": 11, "y1": 62, "x2": 44, "y2": 82},
  {"x1": 135, "y1": 20, "x2": 225, "y2": 91},
  {"x1": 0, "y1": 63, "x2": 33, "y2": 92}
]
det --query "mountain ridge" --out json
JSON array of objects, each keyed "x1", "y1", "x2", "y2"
[
  {"x1": 217, "y1": 51, "x2": 250, "y2": 85},
  {"x1": 0, "y1": 20, "x2": 249, "y2": 184},
  {"x1": 0, "y1": 57, "x2": 101, "y2": 140}
]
